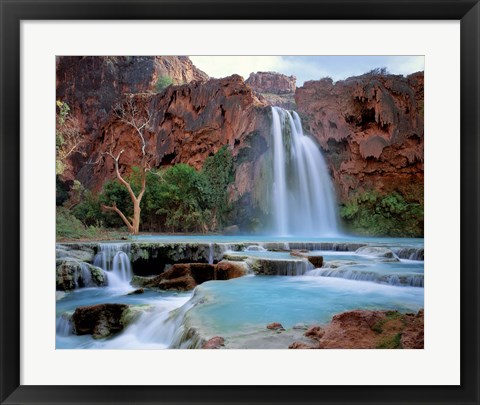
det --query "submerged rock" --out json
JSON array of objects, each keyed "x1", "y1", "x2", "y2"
[
  {"x1": 267, "y1": 322, "x2": 285, "y2": 331},
  {"x1": 202, "y1": 336, "x2": 225, "y2": 349},
  {"x1": 71, "y1": 303, "x2": 130, "y2": 339}
]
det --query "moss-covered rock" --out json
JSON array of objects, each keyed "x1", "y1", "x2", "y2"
[{"x1": 71, "y1": 303, "x2": 130, "y2": 339}]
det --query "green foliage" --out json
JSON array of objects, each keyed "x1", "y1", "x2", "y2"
[
  {"x1": 154, "y1": 164, "x2": 211, "y2": 232},
  {"x1": 56, "y1": 206, "x2": 104, "y2": 240},
  {"x1": 376, "y1": 333, "x2": 402, "y2": 349},
  {"x1": 340, "y1": 190, "x2": 423, "y2": 237},
  {"x1": 72, "y1": 190, "x2": 104, "y2": 227},
  {"x1": 155, "y1": 75, "x2": 174, "y2": 92},
  {"x1": 201, "y1": 146, "x2": 234, "y2": 227}
]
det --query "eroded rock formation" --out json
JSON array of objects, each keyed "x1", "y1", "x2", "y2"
[{"x1": 295, "y1": 72, "x2": 424, "y2": 204}]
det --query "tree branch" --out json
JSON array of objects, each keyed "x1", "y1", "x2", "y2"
[{"x1": 102, "y1": 203, "x2": 133, "y2": 231}]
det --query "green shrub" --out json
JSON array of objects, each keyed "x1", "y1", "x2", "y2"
[
  {"x1": 340, "y1": 190, "x2": 423, "y2": 237},
  {"x1": 155, "y1": 76, "x2": 174, "y2": 92}
]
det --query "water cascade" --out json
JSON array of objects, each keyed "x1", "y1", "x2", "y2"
[
  {"x1": 270, "y1": 106, "x2": 339, "y2": 236},
  {"x1": 93, "y1": 243, "x2": 133, "y2": 288}
]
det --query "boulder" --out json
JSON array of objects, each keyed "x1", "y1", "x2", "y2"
[
  {"x1": 215, "y1": 260, "x2": 248, "y2": 280},
  {"x1": 202, "y1": 336, "x2": 225, "y2": 349},
  {"x1": 71, "y1": 303, "x2": 130, "y2": 339},
  {"x1": 56, "y1": 260, "x2": 106, "y2": 291},
  {"x1": 304, "y1": 325, "x2": 325, "y2": 341},
  {"x1": 267, "y1": 322, "x2": 285, "y2": 331}
]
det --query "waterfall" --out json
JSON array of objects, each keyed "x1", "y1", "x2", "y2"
[
  {"x1": 208, "y1": 243, "x2": 214, "y2": 265},
  {"x1": 93, "y1": 243, "x2": 133, "y2": 288},
  {"x1": 270, "y1": 106, "x2": 339, "y2": 236}
]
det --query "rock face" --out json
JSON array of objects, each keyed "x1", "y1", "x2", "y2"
[
  {"x1": 290, "y1": 309, "x2": 424, "y2": 349},
  {"x1": 295, "y1": 72, "x2": 424, "y2": 205},
  {"x1": 246, "y1": 71, "x2": 296, "y2": 109},
  {"x1": 59, "y1": 65, "x2": 271, "y2": 232},
  {"x1": 246, "y1": 71, "x2": 296, "y2": 94},
  {"x1": 71, "y1": 303, "x2": 130, "y2": 339}
]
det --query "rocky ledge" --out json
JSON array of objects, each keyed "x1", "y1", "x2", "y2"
[{"x1": 290, "y1": 309, "x2": 424, "y2": 349}]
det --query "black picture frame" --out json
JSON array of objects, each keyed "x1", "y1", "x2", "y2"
[{"x1": 1, "y1": 1, "x2": 479, "y2": 404}]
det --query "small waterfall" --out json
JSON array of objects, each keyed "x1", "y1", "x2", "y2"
[
  {"x1": 392, "y1": 247, "x2": 424, "y2": 261},
  {"x1": 56, "y1": 313, "x2": 73, "y2": 336},
  {"x1": 208, "y1": 243, "x2": 214, "y2": 264},
  {"x1": 79, "y1": 262, "x2": 92, "y2": 287},
  {"x1": 270, "y1": 106, "x2": 339, "y2": 236},
  {"x1": 307, "y1": 267, "x2": 424, "y2": 287},
  {"x1": 93, "y1": 243, "x2": 133, "y2": 288},
  {"x1": 244, "y1": 245, "x2": 267, "y2": 252}
]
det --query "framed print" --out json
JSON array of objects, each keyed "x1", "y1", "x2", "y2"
[{"x1": 1, "y1": 0, "x2": 479, "y2": 404}]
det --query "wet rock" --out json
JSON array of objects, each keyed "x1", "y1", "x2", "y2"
[
  {"x1": 289, "y1": 341, "x2": 320, "y2": 349},
  {"x1": 290, "y1": 250, "x2": 324, "y2": 268},
  {"x1": 355, "y1": 246, "x2": 399, "y2": 260},
  {"x1": 292, "y1": 323, "x2": 308, "y2": 330},
  {"x1": 56, "y1": 244, "x2": 95, "y2": 262},
  {"x1": 127, "y1": 288, "x2": 144, "y2": 295},
  {"x1": 56, "y1": 260, "x2": 106, "y2": 291},
  {"x1": 304, "y1": 325, "x2": 325, "y2": 341},
  {"x1": 215, "y1": 260, "x2": 248, "y2": 280},
  {"x1": 267, "y1": 322, "x2": 285, "y2": 331},
  {"x1": 136, "y1": 263, "x2": 216, "y2": 291},
  {"x1": 71, "y1": 303, "x2": 130, "y2": 339},
  {"x1": 202, "y1": 336, "x2": 225, "y2": 349},
  {"x1": 247, "y1": 257, "x2": 312, "y2": 276}
]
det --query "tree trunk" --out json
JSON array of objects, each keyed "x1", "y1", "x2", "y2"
[{"x1": 132, "y1": 200, "x2": 141, "y2": 234}]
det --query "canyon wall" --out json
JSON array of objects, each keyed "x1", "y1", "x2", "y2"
[
  {"x1": 57, "y1": 57, "x2": 424, "y2": 234},
  {"x1": 295, "y1": 72, "x2": 424, "y2": 205}
]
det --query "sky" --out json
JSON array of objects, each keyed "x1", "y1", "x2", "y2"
[{"x1": 190, "y1": 56, "x2": 424, "y2": 86}]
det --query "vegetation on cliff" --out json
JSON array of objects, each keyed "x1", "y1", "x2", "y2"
[{"x1": 340, "y1": 190, "x2": 424, "y2": 237}]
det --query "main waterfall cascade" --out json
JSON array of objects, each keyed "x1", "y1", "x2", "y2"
[
  {"x1": 270, "y1": 106, "x2": 339, "y2": 236},
  {"x1": 93, "y1": 243, "x2": 133, "y2": 288}
]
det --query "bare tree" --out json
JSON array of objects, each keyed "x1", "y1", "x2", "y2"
[{"x1": 102, "y1": 95, "x2": 152, "y2": 234}]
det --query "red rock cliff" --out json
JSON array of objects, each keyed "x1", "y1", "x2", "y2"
[{"x1": 295, "y1": 72, "x2": 424, "y2": 204}]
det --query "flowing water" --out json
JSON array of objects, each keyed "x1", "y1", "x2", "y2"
[
  {"x1": 93, "y1": 243, "x2": 133, "y2": 289},
  {"x1": 56, "y1": 106, "x2": 423, "y2": 349},
  {"x1": 270, "y1": 107, "x2": 339, "y2": 236},
  {"x1": 56, "y1": 239, "x2": 424, "y2": 349}
]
